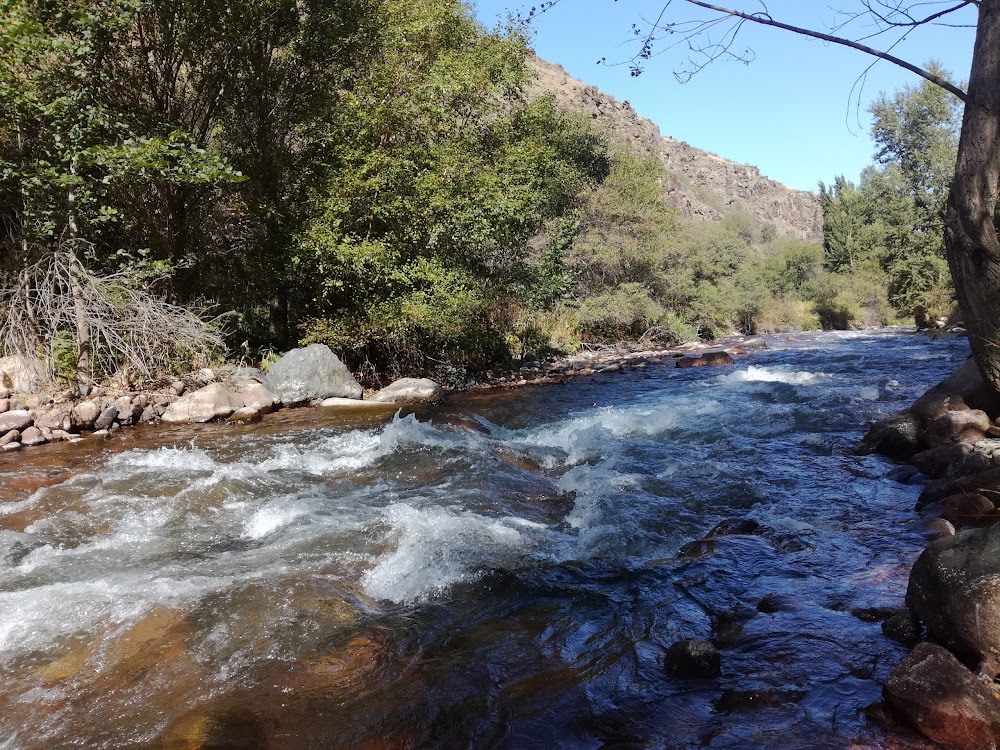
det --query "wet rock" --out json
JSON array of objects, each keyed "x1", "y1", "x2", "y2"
[
  {"x1": 707, "y1": 518, "x2": 760, "y2": 537},
  {"x1": 856, "y1": 413, "x2": 922, "y2": 460},
  {"x1": 139, "y1": 405, "x2": 157, "y2": 423},
  {"x1": 319, "y1": 397, "x2": 392, "y2": 409},
  {"x1": 664, "y1": 639, "x2": 721, "y2": 678},
  {"x1": 884, "y1": 642, "x2": 1000, "y2": 750},
  {"x1": 161, "y1": 383, "x2": 244, "y2": 424},
  {"x1": 940, "y1": 493, "x2": 996, "y2": 527},
  {"x1": 850, "y1": 606, "x2": 906, "y2": 623},
  {"x1": 886, "y1": 465, "x2": 921, "y2": 484},
  {"x1": 232, "y1": 380, "x2": 275, "y2": 415},
  {"x1": 716, "y1": 689, "x2": 804, "y2": 711},
  {"x1": 756, "y1": 593, "x2": 800, "y2": 614},
  {"x1": 1, "y1": 442, "x2": 20, "y2": 451},
  {"x1": 228, "y1": 406, "x2": 263, "y2": 423},
  {"x1": 94, "y1": 405, "x2": 119, "y2": 431},
  {"x1": 370, "y1": 377, "x2": 443, "y2": 404},
  {"x1": 925, "y1": 518, "x2": 957, "y2": 541},
  {"x1": 677, "y1": 539, "x2": 717, "y2": 558},
  {"x1": 265, "y1": 344, "x2": 362, "y2": 405},
  {"x1": 71, "y1": 399, "x2": 102, "y2": 430},
  {"x1": 0, "y1": 409, "x2": 32, "y2": 434},
  {"x1": 676, "y1": 352, "x2": 735, "y2": 368},
  {"x1": 882, "y1": 612, "x2": 920, "y2": 647},
  {"x1": 910, "y1": 443, "x2": 976, "y2": 479},
  {"x1": 907, "y1": 525, "x2": 1000, "y2": 675}
]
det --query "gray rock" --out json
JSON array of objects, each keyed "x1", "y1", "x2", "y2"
[
  {"x1": 664, "y1": 639, "x2": 721, "y2": 678},
  {"x1": 0, "y1": 410, "x2": 33, "y2": 434},
  {"x1": 0, "y1": 399, "x2": 8, "y2": 414},
  {"x1": 856, "y1": 412, "x2": 922, "y2": 460},
  {"x1": 0, "y1": 430, "x2": 19, "y2": 446},
  {"x1": 232, "y1": 381, "x2": 276, "y2": 414},
  {"x1": 232, "y1": 367, "x2": 267, "y2": 383},
  {"x1": 927, "y1": 409, "x2": 992, "y2": 446},
  {"x1": 139, "y1": 406, "x2": 157, "y2": 423},
  {"x1": 94, "y1": 405, "x2": 119, "y2": 431},
  {"x1": 884, "y1": 642, "x2": 1000, "y2": 750},
  {"x1": 0, "y1": 387, "x2": 9, "y2": 399},
  {"x1": 228, "y1": 406, "x2": 263, "y2": 423},
  {"x1": 265, "y1": 344, "x2": 362, "y2": 404},
  {"x1": 161, "y1": 383, "x2": 244, "y2": 424},
  {"x1": 0, "y1": 355, "x2": 42, "y2": 394},
  {"x1": 370, "y1": 378, "x2": 443, "y2": 404},
  {"x1": 71, "y1": 400, "x2": 102, "y2": 431},
  {"x1": 907, "y1": 525, "x2": 1000, "y2": 675},
  {"x1": 1, "y1": 442, "x2": 20, "y2": 452},
  {"x1": 20, "y1": 426, "x2": 46, "y2": 447},
  {"x1": 33, "y1": 407, "x2": 71, "y2": 433}
]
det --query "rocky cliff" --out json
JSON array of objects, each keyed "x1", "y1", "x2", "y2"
[{"x1": 527, "y1": 57, "x2": 824, "y2": 243}]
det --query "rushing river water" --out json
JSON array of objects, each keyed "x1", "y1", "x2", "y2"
[{"x1": 0, "y1": 330, "x2": 970, "y2": 749}]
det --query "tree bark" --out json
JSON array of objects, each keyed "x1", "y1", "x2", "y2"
[{"x1": 944, "y1": 0, "x2": 1000, "y2": 389}]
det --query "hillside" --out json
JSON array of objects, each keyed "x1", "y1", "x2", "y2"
[{"x1": 527, "y1": 57, "x2": 823, "y2": 243}]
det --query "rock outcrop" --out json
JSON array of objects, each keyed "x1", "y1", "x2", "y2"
[{"x1": 527, "y1": 57, "x2": 823, "y2": 243}]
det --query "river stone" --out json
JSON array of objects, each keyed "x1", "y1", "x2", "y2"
[
  {"x1": 265, "y1": 344, "x2": 362, "y2": 405},
  {"x1": 856, "y1": 412, "x2": 922, "y2": 460},
  {"x1": 233, "y1": 381, "x2": 276, "y2": 414},
  {"x1": 927, "y1": 409, "x2": 992, "y2": 447},
  {"x1": 884, "y1": 642, "x2": 1000, "y2": 750},
  {"x1": 94, "y1": 405, "x2": 119, "y2": 431},
  {"x1": 1, "y1": 442, "x2": 20, "y2": 452},
  {"x1": 910, "y1": 443, "x2": 976, "y2": 479},
  {"x1": 161, "y1": 383, "x2": 244, "y2": 424},
  {"x1": 940, "y1": 493, "x2": 996, "y2": 527},
  {"x1": 913, "y1": 358, "x2": 1000, "y2": 423},
  {"x1": 0, "y1": 430, "x2": 19, "y2": 446},
  {"x1": 20, "y1": 426, "x2": 46, "y2": 447},
  {"x1": 906, "y1": 525, "x2": 1000, "y2": 675},
  {"x1": 0, "y1": 410, "x2": 32, "y2": 434},
  {"x1": 0, "y1": 399, "x2": 7, "y2": 415},
  {"x1": 34, "y1": 407, "x2": 71, "y2": 433},
  {"x1": 676, "y1": 352, "x2": 735, "y2": 368},
  {"x1": 228, "y1": 406, "x2": 263, "y2": 423},
  {"x1": 370, "y1": 378, "x2": 443, "y2": 404},
  {"x1": 319, "y1": 397, "x2": 392, "y2": 409},
  {"x1": 882, "y1": 612, "x2": 920, "y2": 647},
  {"x1": 664, "y1": 639, "x2": 721, "y2": 678},
  {"x1": 70, "y1": 400, "x2": 102, "y2": 431}
]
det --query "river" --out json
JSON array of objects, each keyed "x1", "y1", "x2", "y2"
[{"x1": 0, "y1": 330, "x2": 968, "y2": 749}]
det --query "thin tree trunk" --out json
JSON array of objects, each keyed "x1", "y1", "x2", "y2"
[
  {"x1": 71, "y1": 273, "x2": 91, "y2": 393},
  {"x1": 944, "y1": 0, "x2": 1000, "y2": 389}
]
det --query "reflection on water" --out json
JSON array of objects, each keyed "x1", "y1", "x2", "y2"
[{"x1": 0, "y1": 330, "x2": 967, "y2": 749}]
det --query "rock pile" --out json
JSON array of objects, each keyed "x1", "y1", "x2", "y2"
[{"x1": 861, "y1": 358, "x2": 1000, "y2": 748}]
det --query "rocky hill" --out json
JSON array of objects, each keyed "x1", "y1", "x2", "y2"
[{"x1": 527, "y1": 57, "x2": 824, "y2": 243}]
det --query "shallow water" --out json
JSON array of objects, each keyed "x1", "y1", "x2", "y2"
[{"x1": 0, "y1": 330, "x2": 968, "y2": 749}]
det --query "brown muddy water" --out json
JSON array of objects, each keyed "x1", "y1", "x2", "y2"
[{"x1": 0, "y1": 330, "x2": 967, "y2": 749}]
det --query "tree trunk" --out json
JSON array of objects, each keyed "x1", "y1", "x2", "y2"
[
  {"x1": 944, "y1": 0, "x2": 1000, "y2": 390},
  {"x1": 71, "y1": 272, "x2": 91, "y2": 393}
]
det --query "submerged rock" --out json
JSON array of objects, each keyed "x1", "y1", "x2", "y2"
[
  {"x1": 907, "y1": 525, "x2": 1000, "y2": 675},
  {"x1": 664, "y1": 639, "x2": 721, "y2": 678},
  {"x1": 676, "y1": 352, "x2": 735, "y2": 369},
  {"x1": 884, "y1": 642, "x2": 1000, "y2": 750},
  {"x1": 266, "y1": 344, "x2": 362, "y2": 405}
]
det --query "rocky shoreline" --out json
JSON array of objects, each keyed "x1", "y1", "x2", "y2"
[
  {"x1": 857, "y1": 356, "x2": 1000, "y2": 749},
  {"x1": 0, "y1": 337, "x2": 752, "y2": 455}
]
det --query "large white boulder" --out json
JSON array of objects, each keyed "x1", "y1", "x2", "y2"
[
  {"x1": 161, "y1": 383, "x2": 244, "y2": 424},
  {"x1": 265, "y1": 344, "x2": 362, "y2": 405}
]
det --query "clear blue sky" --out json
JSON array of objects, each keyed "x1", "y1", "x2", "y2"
[{"x1": 473, "y1": 0, "x2": 976, "y2": 193}]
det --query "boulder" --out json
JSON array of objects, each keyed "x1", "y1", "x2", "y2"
[
  {"x1": 232, "y1": 380, "x2": 276, "y2": 414},
  {"x1": 33, "y1": 407, "x2": 71, "y2": 433},
  {"x1": 664, "y1": 639, "x2": 721, "y2": 678},
  {"x1": 0, "y1": 410, "x2": 33, "y2": 434},
  {"x1": 228, "y1": 406, "x2": 263, "y2": 423},
  {"x1": 913, "y1": 359, "x2": 1000, "y2": 423},
  {"x1": 927, "y1": 409, "x2": 992, "y2": 446},
  {"x1": 370, "y1": 378, "x2": 443, "y2": 404},
  {"x1": 19, "y1": 426, "x2": 46, "y2": 447},
  {"x1": 71, "y1": 400, "x2": 102, "y2": 431},
  {"x1": 0, "y1": 355, "x2": 42, "y2": 394},
  {"x1": 265, "y1": 344, "x2": 362, "y2": 405},
  {"x1": 856, "y1": 413, "x2": 922, "y2": 460},
  {"x1": 161, "y1": 383, "x2": 244, "y2": 424},
  {"x1": 884, "y1": 642, "x2": 1000, "y2": 750},
  {"x1": 940, "y1": 493, "x2": 996, "y2": 527},
  {"x1": 907, "y1": 525, "x2": 1000, "y2": 675},
  {"x1": 676, "y1": 352, "x2": 735, "y2": 368},
  {"x1": 0, "y1": 399, "x2": 8, "y2": 414},
  {"x1": 93, "y1": 405, "x2": 119, "y2": 431},
  {"x1": 0, "y1": 430, "x2": 19, "y2": 446},
  {"x1": 1, "y1": 442, "x2": 20, "y2": 452}
]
